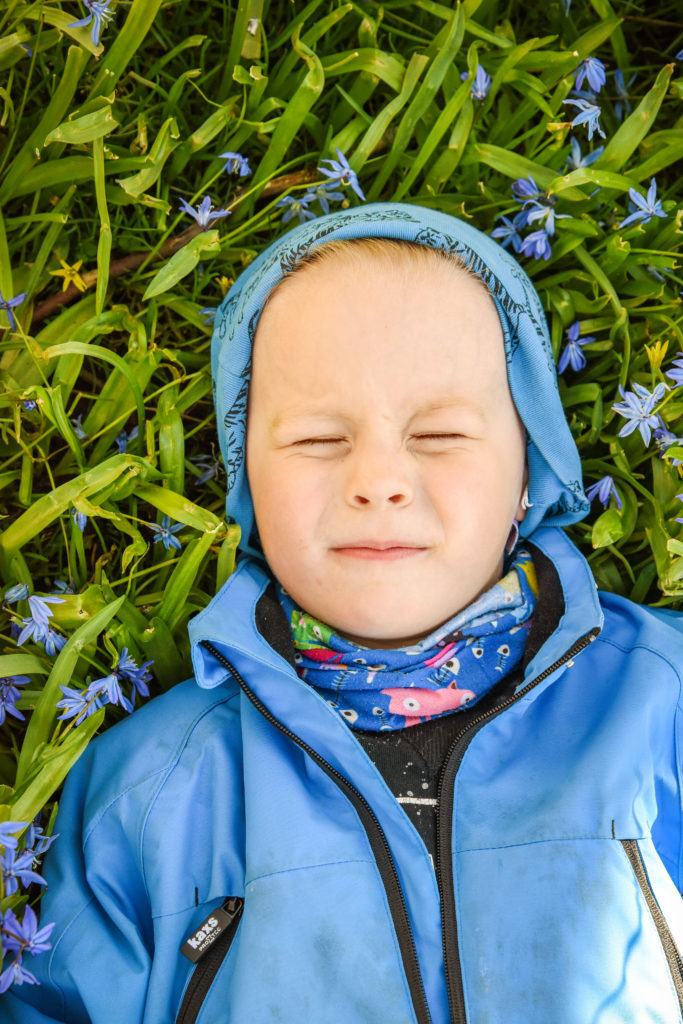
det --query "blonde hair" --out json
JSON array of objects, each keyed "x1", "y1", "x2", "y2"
[{"x1": 262, "y1": 235, "x2": 496, "y2": 312}]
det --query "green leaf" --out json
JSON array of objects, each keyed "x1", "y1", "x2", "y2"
[
  {"x1": 44, "y1": 106, "x2": 119, "y2": 146},
  {"x1": 142, "y1": 230, "x2": 221, "y2": 300},
  {"x1": 592, "y1": 508, "x2": 626, "y2": 548}
]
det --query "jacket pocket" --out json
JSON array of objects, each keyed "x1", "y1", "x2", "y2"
[
  {"x1": 175, "y1": 897, "x2": 244, "y2": 1024},
  {"x1": 622, "y1": 839, "x2": 683, "y2": 1012}
]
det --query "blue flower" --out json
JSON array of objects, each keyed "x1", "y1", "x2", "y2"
[
  {"x1": 302, "y1": 183, "x2": 346, "y2": 216},
  {"x1": 71, "y1": 507, "x2": 87, "y2": 532},
  {"x1": 612, "y1": 381, "x2": 667, "y2": 446},
  {"x1": 275, "y1": 194, "x2": 316, "y2": 224},
  {"x1": 521, "y1": 229, "x2": 552, "y2": 261},
  {"x1": 558, "y1": 321, "x2": 595, "y2": 373},
  {"x1": 461, "y1": 64, "x2": 491, "y2": 100},
  {"x1": 0, "y1": 288, "x2": 27, "y2": 332},
  {"x1": 70, "y1": 414, "x2": 87, "y2": 440},
  {"x1": 27, "y1": 594, "x2": 65, "y2": 630},
  {"x1": 654, "y1": 427, "x2": 683, "y2": 467},
  {"x1": 24, "y1": 820, "x2": 58, "y2": 859},
  {"x1": 52, "y1": 579, "x2": 75, "y2": 594},
  {"x1": 563, "y1": 98, "x2": 606, "y2": 140},
  {"x1": 1, "y1": 847, "x2": 47, "y2": 896},
  {"x1": 574, "y1": 57, "x2": 606, "y2": 94},
  {"x1": 1, "y1": 905, "x2": 55, "y2": 958},
  {"x1": 56, "y1": 685, "x2": 103, "y2": 726},
  {"x1": 22, "y1": 399, "x2": 37, "y2": 411},
  {"x1": 565, "y1": 137, "x2": 604, "y2": 171},
  {"x1": 613, "y1": 69, "x2": 636, "y2": 122},
  {"x1": 619, "y1": 177, "x2": 667, "y2": 228},
  {"x1": 0, "y1": 822, "x2": 27, "y2": 852},
  {"x1": 149, "y1": 514, "x2": 184, "y2": 551},
  {"x1": 199, "y1": 306, "x2": 218, "y2": 326},
  {"x1": 4, "y1": 583, "x2": 29, "y2": 603},
  {"x1": 0, "y1": 676, "x2": 29, "y2": 726},
  {"x1": 178, "y1": 196, "x2": 231, "y2": 227},
  {"x1": 114, "y1": 648, "x2": 153, "y2": 701},
  {"x1": 317, "y1": 148, "x2": 366, "y2": 201},
  {"x1": 511, "y1": 175, "x2": 542, "y2": 201},
  {"x1": 491, "y1": 213, "x2": 527, "y2": 253},
  {"x1": 85, "y1": 672, "x2": 133, "y2": 714},
  {"x1": 0, "y1": 957, "x2": 38, "y2": 994},
  {"x1": 219, "y1": 151, "x2": 251, "y2": 177},
  {"x1": 585, "y1": 475, "x2": 622, "y2": 510},
  {"x1": 523, "y1": 199, "x2": 569, "y2": 237},
  {"x1": 68, "y1": 0, "x2": 115, "y2": 47},
  {"x1": 114, "y1": 424, "x2": 138, "y2": 453},
  {"x1": 665, "y1": 353, "x2": 683, "y2": 388},
  {"x1": 190, "y1": 453, "x2": 223, "y2": 485}
]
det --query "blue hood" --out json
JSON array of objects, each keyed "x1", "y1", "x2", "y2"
[{"x1": 210, "y1": 201, "x2": 589, "y2": 561}]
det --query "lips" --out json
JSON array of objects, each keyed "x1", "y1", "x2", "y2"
[{"x1": 333, "y1": 541, "x2": 426, "y2": 551}]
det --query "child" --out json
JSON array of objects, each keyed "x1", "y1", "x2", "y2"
[{"x1": 5, "y1": 202, "x2": 683, "y2": 1024}]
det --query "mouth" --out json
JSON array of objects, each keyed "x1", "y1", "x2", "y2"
[{"x1": 332, "y1": 544, "x2": 428, "y2": 561}]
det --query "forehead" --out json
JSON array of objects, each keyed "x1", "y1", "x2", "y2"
[{"x1": 249, "y1": 247, "x2": 511, "y2": 421}]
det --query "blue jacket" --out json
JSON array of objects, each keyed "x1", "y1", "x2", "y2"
[
  {"x1": 5, "y1": 204, "x2": 683, "y2": 1023},
  {"x1": 5, "y1": 524, "x2": 683, "y2": 1024}
]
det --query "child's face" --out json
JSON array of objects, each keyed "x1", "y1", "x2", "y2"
[{"x1": 246, "y1": 253, "x2": 528, "y2": 649}]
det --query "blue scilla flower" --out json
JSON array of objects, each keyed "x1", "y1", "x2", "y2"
[
  {"x1": 85, "y1": 672, "x2": 133, "y2": 713},
  {"x1": 613, "y1": 69, "x2": 636, "y2": 122},
  {"x1": 558, "y1": 322, "x2": 595, "y2": 373},
  {"x1": 114, "y1": 647, "x2": 153, "y2": 700},
  {"x1": 70, "y1": 414, "x2": 87, "y2": 440},
  {"x1": 190, "y1": 453, "x2": 223, "y2": 486},
  {"x1": 619, "y1": 178, "x2": 667, "y2": 229},
  {"x1": 0, "y1": 822, "x2": 27, "y2": 852},
  {"x1": 0, "y1": 288, "x2": 26, "y2": 332},
  {"x1": 665, "y1": 353, "x2": 683, "y2": 388},
  {"x1": 303, "y1": 183, "x2": 346, "y2": 216},
  {"x1": 23, "y1": 399, "x2": 37, "y2": 411},
  {"x1": 56, "y1": 685, "x2": 104, "y2": 726},
  {"x1": 521, "y1": 229, "x2": 552, "y2": 261},
  {"x1": 511, "y1": 175, "x2": 543, "y2": 201},
  {"x1": 68, "y1": 0, "x2": 115, "y2": 46},
  {"x1": 585, "y1": 475, "x2": 622, "y2": 510},
  {"x1": 491, "y1": 212, "x2": 527, "y2": 253},
  {"x1": 612, "y1": 382, "x2": 667, "y2": 446},
  {"x1": 275, "y1": 194, "x2": 316, "y2": 225},
  {"x1": 0, "y1": 955, "x2": 39, "y2": 995},
  {"x1": 114, "y1": 424, "x2": 138, "y2": 453},
  {"x1": 149, "y1": 514, "x2": 185, "y2": 551},
  {"x1": 653, "y1": 427, "x2": 683, "y2": 467},
  {"x1": 178, "y1": 196, "x2": 231, "y2": 227},
  {"x1": 0, "y1": 675, "x2": 29, "y2": 726},
  {"x1": 4, "y1": 583, "x2": 29, "y2": 604},
  {"x1": 565, "y1": 137, "x2": 604, "y2": 171},
  {"x1": 317, "y1": 148, "x2": 366, "y2": 201},
  {"x1": 1, "y1": 847, "x2": 47, "y2": 897},
  {"x1": 461, "y1": 64, "x2": 491, "y2": 100},
  {"x1": 71, "y1": 507, "x2": 87, "y2": 532},
  {"x1": 26, "y1": 594, "x2": 65, "y2": 630},
  {"x1": 219, "y1": 151, "x2": 251, "y2": 177},
  {"x1": 199, "y1": 306, "x2": 218, "y2": 326},
  {"x1": 574, "y1": 57, "x2": 606, "y2": 94},
  {"x1": 563, "y1": 98, "x2": 605, "y2": 141},
  {"x1": 1, "y1": 905, "x2": 55, "y2": 962}
]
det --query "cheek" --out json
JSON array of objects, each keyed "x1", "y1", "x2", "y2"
[{"x1": 253, "y1": 461, "x2": 329, "y2": 542}]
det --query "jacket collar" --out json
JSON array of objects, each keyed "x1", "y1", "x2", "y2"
[{"x1": 188, "y1": 525, "x2": 603, "y2": 695}]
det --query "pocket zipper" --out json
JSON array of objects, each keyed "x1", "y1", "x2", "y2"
[
  {"x1": 622, "y1": 839, "x2": 683, "y2": 1012},
  {"x1": 175, "y1": 897, "x2": 244, "y2": 1024}
]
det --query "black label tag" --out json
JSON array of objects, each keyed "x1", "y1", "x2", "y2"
[{"x1": 180, "y1": 897, "x2": 243, "y2": 964}]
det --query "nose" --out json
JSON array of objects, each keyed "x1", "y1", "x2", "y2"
[{"x1": 343, "y1": 437, "x2": 414, "y2": 508}]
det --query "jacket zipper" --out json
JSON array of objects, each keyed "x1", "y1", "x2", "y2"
[
  {"x1": 200, "y1": 628, "x2": 599, "y2": 1024},
  {"x1": 621, "y1": 839, "x2": 683, "y2": 1012},
  {"x1": 436, "y1": 627, "x2": 600, "y2": 1024},
  {"x1": 200, "y1": 639, "x2": 433, "y2": 1024},
  {"x1": 175, "y1": 897, "x2": 244, "y2": 1024}
]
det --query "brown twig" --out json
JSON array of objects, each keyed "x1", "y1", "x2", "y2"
[{"x1": 30, "y1": 168, "x2": 319, "y2": 326}]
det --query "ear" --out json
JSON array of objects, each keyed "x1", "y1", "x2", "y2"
[{"x1": 515, "y1": 466, "x2": 530, "y2": 523}]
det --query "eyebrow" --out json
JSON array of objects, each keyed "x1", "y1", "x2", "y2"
[{"x1": 271, "y1": 398, "x2": 486, "y2": 430}]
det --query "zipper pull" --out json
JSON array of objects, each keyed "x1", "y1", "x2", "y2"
[{"x1": 180, "y1": 897, "x2": 244, "y2": 964}]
